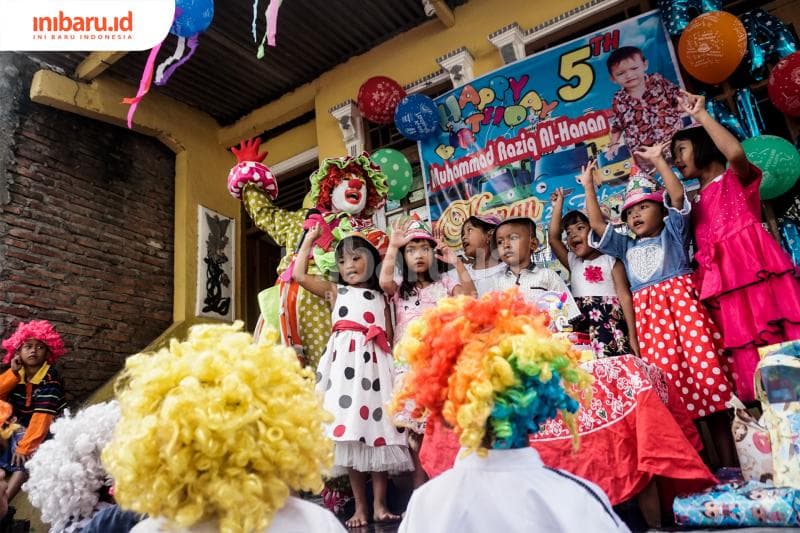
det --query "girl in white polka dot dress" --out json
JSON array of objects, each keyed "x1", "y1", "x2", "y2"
[
  {"x1": 293, "y1": 222, "x2": 412, "y2": 529},
  {"x1": 581, "y1": 156, "x2": 734, "y2": 422}
]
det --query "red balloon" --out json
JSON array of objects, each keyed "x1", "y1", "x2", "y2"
[
  {"x1": 357, "y1": 76, "x2": 407, "y2": 124},
  {"x1": 768, "y1": 52, "x2": 800, "y2": 117}
]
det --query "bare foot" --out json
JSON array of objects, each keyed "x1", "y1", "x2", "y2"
[
  {"x1": 345, "y1": 509, "x2": 369, "y2": 529},
  {"x1": 373, "y1": 507, "x2": 401, "y2": 524}
]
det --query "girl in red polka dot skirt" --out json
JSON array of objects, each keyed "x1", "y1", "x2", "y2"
[
  {"x1": 581, "y1": 154, "x2": 734, "y2": 427},
  {"x1": 293, "y1": 222, "x2": 412, "y2": 528}
]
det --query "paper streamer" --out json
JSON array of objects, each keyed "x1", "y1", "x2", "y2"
[
  {"x1": 251, "y1": 0, "x2": 259, "y2": 42},
  {"x1": 156, "y1": 35, "x2": 199, "y2": 86},
  {"x1": 122, "y1": 43, "x2": 163, "y2": 129},
  {"x1": 155, "y1": 36, "x2": 186, "y2": 84},
  {"x1": 257, "y1": 0, "x2": 283, "y2": 58}
]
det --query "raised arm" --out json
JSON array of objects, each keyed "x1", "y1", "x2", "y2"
[
  {"x1": 379, "y1": 218, "x2": 411, "y2": 297},
  {"x1": 437, "y1": 243, "x2": 477, "y2": 298},
  {"x1": 680, "y1": 90, "x2": 751, "y2": 180},
  {"x1": 547, "y1": 188, "x2": 569, "y2": 268},
  {"x1": 635, "y1": 142, "x2": 684, "y2": 209},
  {"x1": 579, "y1": 161, "x2": 607, "y2": 236},
  {"x1": 292, "y1": 222, "x2": 336, "y2": 301},
  {"x1": 612, "y1": 260, "x2": 639, "y2": 357}
]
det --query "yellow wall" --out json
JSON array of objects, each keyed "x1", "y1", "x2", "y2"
[{"x1": 29, "y1": 0, "x2": 589, "y2": 328}]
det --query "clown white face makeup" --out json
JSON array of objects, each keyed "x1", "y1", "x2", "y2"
[{"x1": 331, "y1": 175, "x2": 367, "y2": 215}]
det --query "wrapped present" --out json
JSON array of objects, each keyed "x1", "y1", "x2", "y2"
[
  {"x1": 728, "y1": 396, "x2": 774, "y2": 483},
  {"x1": 673, "y1": 481, "x2": 800, "y2": 527},
  {"x1": 758, "y1": 340, "x2": 800, "y2": 360},
  {"x1": 755, "y1": 354, "x2": 800, "y2": 488}
]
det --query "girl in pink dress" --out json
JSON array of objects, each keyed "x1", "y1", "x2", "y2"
[
  {"x1": 672, "y1": 91, "x2": 800, "y2": 402},
  {"x1": 379, "y1": 215, "x2": 477, "y2": 487}
]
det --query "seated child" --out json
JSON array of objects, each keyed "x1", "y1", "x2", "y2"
[
  {"x1": 548, "y1": 188, "x2": 639, "y2": 357},
  {"x1": 493, "y1": 216, "x2": 581, "y2": 329},
  {"x1": 0, "y1": 320, "x2": 67, "y2": 502},
  {"x1": 103, "y1": 323, "x2": 346, "y2": 532},
  {"x1": 392, "y1": 290, "x2": 628, "y2": 533}
]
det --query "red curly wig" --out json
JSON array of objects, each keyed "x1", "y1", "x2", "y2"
[
  {"x1": 2, "y1": 320, "x2": 67, "y2": 364},
  {"x1": 314, "y1": 162, "x2": 385, "y2": 217}
]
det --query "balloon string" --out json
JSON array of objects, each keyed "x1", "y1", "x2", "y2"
[
  {"x1": 157, "y1": 35, "x2": 199, "y2": 86},
  {"x1": 122, "y1": 43, "x2": 162, "y2": 129}
]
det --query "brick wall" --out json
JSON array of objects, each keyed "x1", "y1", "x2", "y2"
[{"x1": 0, "y1": 55, "x2": 174, "y2": 401}]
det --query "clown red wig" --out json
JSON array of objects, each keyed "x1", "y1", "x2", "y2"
[
  {"x1": 2, "y1": 320, "x2": 67, "y2": 364},
  {"x1": 314, "y1": 163, "x2": 385, "y2": 217}
]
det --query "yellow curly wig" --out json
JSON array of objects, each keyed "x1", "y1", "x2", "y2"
[{"x1": 102, "y1": 323, "x2": 333, "y2": 533}]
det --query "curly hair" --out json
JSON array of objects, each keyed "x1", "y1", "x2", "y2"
[
  {"x1": 24, "y1": 401, "x2": 120, "y2": 532},
  {"x1": 2, "y1": 320, "x2": 66, "y2": 364},
  {"x1": 391, "y1": 289, "x2": 592, "y2": 455},
  {"x1": 102, "y1": 323, "x2": 334, "y2": 533},
  {"x1": 312, "y1": 158, "x2": 386, "y2": 217}
]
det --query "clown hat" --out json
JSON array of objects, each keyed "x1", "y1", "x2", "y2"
[
  {"x1": 336, "y1": 227, "x2": 389, "y2": 259},
  {"x1": 620, "y1": 170, "x2": 664, "y2": 221},
  {"x1": 403, "y1": 214, "x2": 436, "y2": 244},
  {"x1": 467, "y1": 214, "x2": 502, "y2": 227}
]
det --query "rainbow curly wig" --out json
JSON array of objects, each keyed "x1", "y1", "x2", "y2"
[
  {"x1": 24, "y1": 401, "x2": 120, "y2": 533},
  {"x1": 309, "y1": 154, "x2": 388, "y2": 217},
  {"x1": 391, "y1": 289, "x2": 592, "y2": 455},
  {"x1": 102, "y1": 323, "x2": 334, "y2": 533},
  {"x1": 2, "y1": 320, "x2": 66, "y2": 364}
]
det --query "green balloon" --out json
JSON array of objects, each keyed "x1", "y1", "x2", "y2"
[
  {"x1": 742, "y1": 135, "x2": 800, "y2": 200},
  {"x1": 371, "y1": 148, "x2": 413, "y2": 201}
]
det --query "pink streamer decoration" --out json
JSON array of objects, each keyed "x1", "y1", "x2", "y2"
[
  {"x1": 156, "y1": 34, "x2": 200, "y2": 86},
  {"x1": 266, "y1": 0, "x2": 283, "y2": 47},
  {"x1": 122, "y1": 43, "x2": 163, "y2": 129}
]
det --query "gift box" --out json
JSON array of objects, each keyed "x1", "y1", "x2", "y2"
[
  {"x1": 729, "y1": 396, "x2": 774, "y2": 483},
  {"x1": 673, "y1": 481, "x2": 799, "y2": 527},
  {"x1": 757, "y1": 339, "x2": 800, "y2": 360},
  {"x1": 756, "y1": 354, "x2": 800, "y2": 488}
]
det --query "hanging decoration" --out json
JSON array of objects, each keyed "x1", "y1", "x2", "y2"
[
  {"x1": 122, "y1": 0, "x2": 214, "y2": 128},
  {"x1": 768, "y1": 52, "x2": 800, "y2": 117},
  {"x1": 357, "y1": 76, "x2": 407, "y2": 125},
  {"x1": 394, "y1": 94, "x2": 440, "y2": 141},
  {"x1": 677, "y1": 11, "x2": 747, "y2": 85},
  {"x1": 656, "y1": 0, "x2": 723, "y2": 38},
  {"x1": 740, "y1": 9, "x2": 798, "y2": 81},
  {"x1": 705, "y1": 98, "x2": 747, "y2": 141},
  {"x1": 252, "y1": 0, "x2": 284, "y2": 59},
  {"x1": 734, "y1": 88, "x2": 766, "y2": 139},
  {"x1": 779, "y1": 218, "x2": 800, "y2": 267},
  {"x1": 742, "y1": 135, "x2": 800, "y2": 200},
  {"x1": 370, "y1": 148, "x2": 413, "y2": 201}
]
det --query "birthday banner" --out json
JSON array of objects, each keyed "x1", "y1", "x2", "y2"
[{"x1": 420, "y1": 10, "x2": 687, "y2": 248}]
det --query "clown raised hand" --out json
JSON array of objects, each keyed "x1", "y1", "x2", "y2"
[{"x1": 227, "y1": 138, "x2": 388, "y2": 368}]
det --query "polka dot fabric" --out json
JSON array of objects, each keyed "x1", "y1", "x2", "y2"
[
  {"x1": 633, "y1": 274, "x2": 734, "y2": 419},
  {"x1": 315, "y1": 286, "x2": 408, "y2": 471}
]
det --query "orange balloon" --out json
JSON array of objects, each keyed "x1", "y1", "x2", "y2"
[{"x1": 678, "y1": 11, "x2": 747, "y2": 85}]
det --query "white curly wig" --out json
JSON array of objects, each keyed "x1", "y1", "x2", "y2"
[{"x1": 23, "y1": 401, "x2": 120, "y2": 532}]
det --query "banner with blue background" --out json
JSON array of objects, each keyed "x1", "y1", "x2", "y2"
[{"x1": 420, "y1": 10, "x2": 686, "y2": 248}]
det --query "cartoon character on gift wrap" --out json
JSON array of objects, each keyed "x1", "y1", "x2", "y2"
[
  {"x1": 703, "y1": 501, "x2": 743, "y2": 522},
  {"x1": 752, "y1": 505, "x2": 786, "y2": 524},
  {"x1": 227, "y1": 138, "x2": 388, "y2": 368}
]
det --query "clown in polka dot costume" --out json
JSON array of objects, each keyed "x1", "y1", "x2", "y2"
[
  {"x1": 292, "y1": 223, "x2": 412, "y2": 528},
  {"x1": 581, "y1": 156, "x2": 734, "y2": 422},
  {"x1": 227, "y1": 138, "x2": 388, "y2": 370}
]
